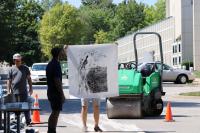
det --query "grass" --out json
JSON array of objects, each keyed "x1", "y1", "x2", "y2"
[
  {"x1": 180, "y1": 91, "x2": 200, "y2": 96},
  {"x1": 193, "y1": 71, "x2": 200, "y2": 78}
]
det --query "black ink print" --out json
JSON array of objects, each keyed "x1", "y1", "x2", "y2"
[
  {"x1": 77, "y1": 49, "x2": 108, "y2": 94},
  {"x1": 86, "y1": 66, "x2": 108, "y2": 93},
  {"x1": 80, "y1": 55, "x2": 88, "y2": 69}
]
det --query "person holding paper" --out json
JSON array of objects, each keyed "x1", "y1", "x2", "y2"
[
  {"x1": 46, "y1": 47, "x2": 65, "y2": 133},
  {"x1": 81, "y1": 98, "x2": 103, "y2": 132}
]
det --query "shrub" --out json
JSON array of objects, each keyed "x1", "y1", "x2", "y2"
[{"x1": 181, "y1": 61, "x2": 193, "y2": 70}]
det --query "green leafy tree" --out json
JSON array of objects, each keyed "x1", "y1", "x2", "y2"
[
  {"x1": 94, "y1": 30, "x2": 110, "y2": 44},
  {"x1": 0, "y1": 0, "x2": 16, "y2": 61},
  {"x1": 144, "y1": 5, "x2": 156, "y2": 25},
  {"x1": 0, "y1": 0, "x2": 44, "y2": 65},
  {"x1": 144, "y1": 0, "x2": 166, "y2": 25},
  {"x1": 109, "y1": 0, "x2": 146, "y2": 39},
  {"x1": 12, "y1": 0, "x2": 44, "y2": 66},
  {"x1": 82, "y1": 0, "x2": 114, "y2": 8},
  {"x1": 40, "y1": 0, "x2": 62, "y2": 11},
  {"x1": 39, "y1": 3, "x2": 84, "y2": 58},
  {"x1": 154, "y1": 0, "x2": 166, "y2": 21},
  {"x1": 79, "y1": 0, "x2": 115, "y2": 44}
]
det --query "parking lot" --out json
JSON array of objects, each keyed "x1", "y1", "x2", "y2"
[
  {"x1": 1, "y1": 67, "x2": 200, "y2": 133},
  {"x1": 24, "y1": 79, "x2": 200, "y2": 133}
]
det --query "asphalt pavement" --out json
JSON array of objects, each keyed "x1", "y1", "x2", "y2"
[{"x1": 2, "y1": 78, "x2": 200, "y2": 133}]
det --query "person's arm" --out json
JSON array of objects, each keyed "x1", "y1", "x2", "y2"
[
  {"x1": 27, "y1": 74, "x2": 33, "y2": 95},
  {"x1": 7, "y1": 79, "x2": 12, "y2": 93},
  {"x1": 54, "y1": 77, "x2": 65, "y2": 102},
  {"x1": 7, "y1": 69, "x2": 12, "y2": 93}
]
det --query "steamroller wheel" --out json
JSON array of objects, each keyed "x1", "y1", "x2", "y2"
[
  {"x1": 153, "y1": 99, "x2": 163, "y2": 116},
  {"x1": 106, "y1": 97, "x2": 143, "y2": 119}
]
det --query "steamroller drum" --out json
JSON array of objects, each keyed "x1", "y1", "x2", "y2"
[{"x1": 106, "y1": 98, "x2": 143, "y2": 119}]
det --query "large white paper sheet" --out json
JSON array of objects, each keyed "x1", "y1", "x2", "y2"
[{"x1": 67, "y1": 44, "x2": 118, "y2": 98}]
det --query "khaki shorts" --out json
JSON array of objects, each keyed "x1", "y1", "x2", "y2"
[{"x1": 81, "y1": 98, "x2": 101, "y2": 106}]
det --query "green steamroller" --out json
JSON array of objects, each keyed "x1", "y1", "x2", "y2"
[{"x1": 106, "y1": 32, "x2": 166, "y2": 118}]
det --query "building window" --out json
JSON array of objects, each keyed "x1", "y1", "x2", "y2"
[
  {"x1": 173, "y1": 45, "x2": 178, "y2": 54},
  {"x1": 179, "y1": 56, "x2": 181, "y2": 64},
  {"x1": 178, "y1": 44, "x2": 181, "y2": 52},
  {"x1": 173, "y1": 57, "x2": 178, "y2": 65},
  {"x1": 175, "y1": 45, "x2": 177, "y2": 53}
]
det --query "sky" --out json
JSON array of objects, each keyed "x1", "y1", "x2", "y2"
[{"x1": 65, "y1": 0, "x2": 158, "y2": 8}]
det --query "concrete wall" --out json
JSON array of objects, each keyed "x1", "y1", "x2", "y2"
[
  {"x1": 181, "y1": 0, "x2": 193, "y2": 63},
  {"x1": 193, "y1": 0, "x2": 200, "y2": 70},
  {"x1": 117, "y1": 17, "x2": 175, "y2": 66},
  {"x1": 166, "y1": 0, "x2": 193, "y2": 67},
  {"x1": 166, "y1": 0, "x2": 182, "y2": 38}
]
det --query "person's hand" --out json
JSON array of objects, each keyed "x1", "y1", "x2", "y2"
[
  {"x1": 8, "y1": 89, "x2": 12, "y2": 94},
  {"x1": 29, "y1": 89, "x2": 33, "y2": 95},
  {"x1": 63, "y1": 45, "x2": 68, "y2": 50},
  {"x1": 64, "y1": 45, "x2": 68, "y2": 52}
]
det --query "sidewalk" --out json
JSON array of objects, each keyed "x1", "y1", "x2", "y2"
[
  {"x1": 192, "y1": 78, "x2": 200, "y2": 85},
  {"x1": 25, "y1": 114, "x2": 81, "y2": 133}
]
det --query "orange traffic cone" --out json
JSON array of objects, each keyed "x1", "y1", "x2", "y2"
[
  {"x1": 165, "y1": 102, "x2": 174, "y2": 122},
  {"x1": 32, "y1": 94, "x2": 41, "y2": 124}
]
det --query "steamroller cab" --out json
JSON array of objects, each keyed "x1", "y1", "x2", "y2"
[{"x1": 106, "y1": 32, "x2": 165, "y2": 119}]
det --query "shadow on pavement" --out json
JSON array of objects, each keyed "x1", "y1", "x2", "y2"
[
  {"x1": 89, "y1": 131, "x2": 144, "y2": 133},
  {"x1": 38, "y1": 99, "x2": 106, "y2": 115},
  {"x1": 163, "y1": 101, "x2": 200, "y2": 108},
  {"x1": 144, "y1": 131, "x2": 176, "y2": 133},
  {"x1": 30, "y1": 125, "x2": 66, "y2": 128}
]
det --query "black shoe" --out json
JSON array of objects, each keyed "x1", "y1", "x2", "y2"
[
  {"x1": 26, "y1": 122, "x2": 32, "y2": 127},
  {"x1": 94, "y1": 126, "x2": 103, "y2": 132}
]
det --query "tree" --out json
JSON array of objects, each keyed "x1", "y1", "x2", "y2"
[
  {"x1": 82, "y1": 0, "x2": 114, "y2": 8},
  {"x1": 0, "y1": 0, "x2": 16, "y2": 61},
  {"x1": 109, "y1": 0, "x2": 146, "y2": 39},
  {"x1": 144, "y1": 5, "x2": 156, "y2": 25},
  {"x1": 12, "y1": 0, "x2": 44, "y2": 66},
  {"x1": 40, "y1": 0, "x2": 62, "y2": 11},
  {"x1": 154, "y1": 0, "x2": 166, "y2": 22},
  {"x1": 144, "y1": 0, "x2": 166, "y2": 25},
  {"x1": 79, "y1": 0, "x2": 116, "y2": 44},
  {"x1": 39, "y1": 3, "x2": 84, "y2": 58},
  {"x1": 0, "y1": 0, "x2": 44, "y2": 65},
  {"x1": 94, "y1": 30, "x2": 110, "y2": 44}
]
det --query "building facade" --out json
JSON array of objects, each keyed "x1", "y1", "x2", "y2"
[
  {"x1": 117, "y1": 0, "x2": 200, "y2": 70},
  {"x1": 117, "y1": 17, "x2": 175, "y2": 66},
  {"x1": 193, "y1": 0, "x2": 200, "y2": 70}
]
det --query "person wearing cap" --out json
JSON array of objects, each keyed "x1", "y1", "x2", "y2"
[{"x1": 7, "y1": 53, "x2": 33, "y2": 126}]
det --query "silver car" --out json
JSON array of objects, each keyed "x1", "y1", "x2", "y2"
[
  {"x1": 138, "y1": 62, "x2": 195, "y2": 84},
  {"x1": 30, "y1": 63, "x2": 48, "y2": 83}
]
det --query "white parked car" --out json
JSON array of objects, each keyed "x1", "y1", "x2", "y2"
[
  {"x1": 30, "y1": 63, "x2": 48, "y2": 83},
  {"x1": 138, "y1": 62, "x2": 195, "y2": 84}
]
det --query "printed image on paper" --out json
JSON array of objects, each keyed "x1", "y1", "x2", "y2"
[{"x1": 67, "y1": 44, "x2": 118, "y2": 98}]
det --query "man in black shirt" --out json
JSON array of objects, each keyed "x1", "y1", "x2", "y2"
[{"x1": 46, "y1": 47, "x2": 65, "y2": 133}]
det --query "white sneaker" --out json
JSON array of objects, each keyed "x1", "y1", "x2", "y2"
[{"x1": 82, "y1": 126, "x2": 88, "y2": 132}]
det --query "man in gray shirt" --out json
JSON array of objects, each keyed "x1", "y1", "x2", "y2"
[{"x1": 7, "y1": 53, "x2": 33, "y2": 125}]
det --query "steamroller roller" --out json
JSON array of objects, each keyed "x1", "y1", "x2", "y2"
[{"x1": 106, "y1": 32, "x2": 165, "y2": 118}]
